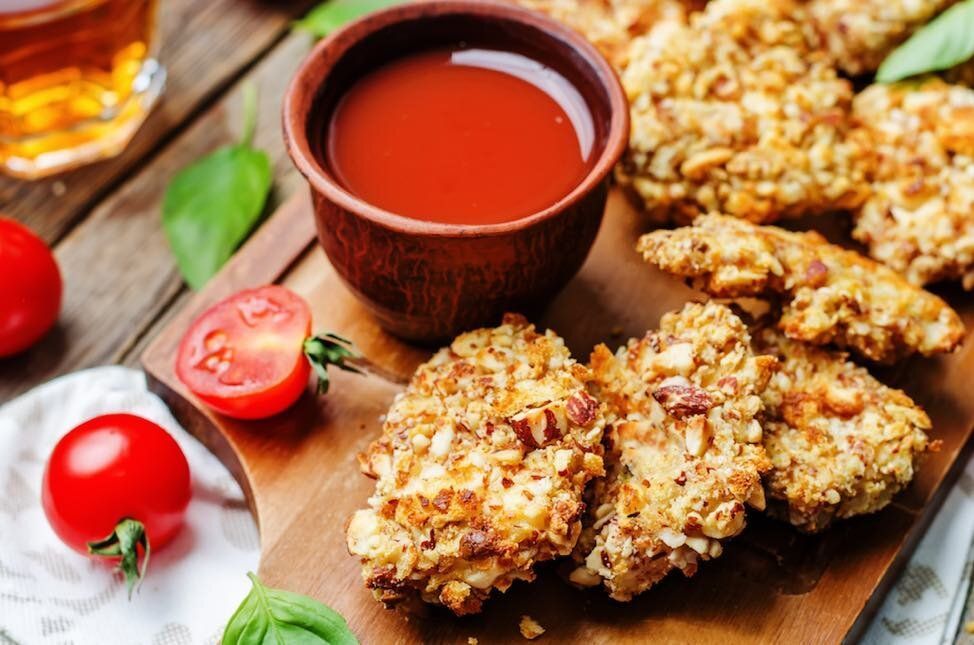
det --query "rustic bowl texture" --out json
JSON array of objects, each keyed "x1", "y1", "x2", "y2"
[{"x1": 283, "y1": 0, "x2": 629, "y2": 342}]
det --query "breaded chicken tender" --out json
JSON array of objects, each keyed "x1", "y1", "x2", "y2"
[
  {"x1": 754, "y1": 327, "x2": 932, "y2": 532},
  {"x1": 346, "y1": 314, "x2": 606, "y2": 615},
  {"x1": 511, "y1": 0, "x2": 701, "y2": 69},
  {"x1": 617, "y1": 0, "x2": 872, "y2": 224},
  {"x1": 852, "y1": 80, "x2": 974, "y2": 289},
  {"x1": 637, "y1": 214, "x2": 965, "y2": 362},
  {"x1": 568, "y1": 303, "x2": 775, "y2": 601},
  {"x1": 806, "y1": 0, "x2": 955, "y2": 75}
]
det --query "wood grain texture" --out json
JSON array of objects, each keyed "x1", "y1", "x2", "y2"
[
  {"x1": 143, "y1": 189, "x2": 974, "y2": 644},
  {"x1": 0, "y1": 0, "x2": 314, "y2": 244},
  {"x1": 0, "y1": 34, "x2": 315, "y2": 403}
]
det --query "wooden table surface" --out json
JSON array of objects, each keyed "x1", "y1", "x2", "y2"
[
  {"x1": 0, "y1": 0, "x2": 321, "y2": 403},
  {"x1": 2, "y1": 3, "x2": 973, "y2": 642}
]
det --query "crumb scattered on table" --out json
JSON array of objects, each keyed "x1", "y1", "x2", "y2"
[{"x1": 519, "y1": 615, "x2": 546, "y2": 640}]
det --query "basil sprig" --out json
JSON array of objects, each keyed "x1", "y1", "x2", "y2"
[
  {"x1": 163, "y1": 84, "x2": 272, "y2": 290},
  {"x1": 877, "y1": 0, "x2": 974, "y2": 83},
  {"x1": 294, "y1": 0, "x2": 406, "y2": 38},
  {"x1": 222, "y1": 573, "x2": 358, "y2": 645}
]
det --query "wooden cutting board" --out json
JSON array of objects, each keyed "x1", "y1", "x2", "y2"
[{"x1": 142, "y1": 189, "x2": 974, "y2": 644}]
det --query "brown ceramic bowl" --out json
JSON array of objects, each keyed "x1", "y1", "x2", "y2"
[{"x1": 283, "y1": 0, "x2": 629, "y2": 343}]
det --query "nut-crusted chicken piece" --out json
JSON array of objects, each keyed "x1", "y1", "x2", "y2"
[
  {"x1": 617, "y1": 0, "x2": 872, "y2": 224},
  {"x1": 805, "y1": 0, "x2": 956, "y2": 75},
  {"x1": 346, "y1": 314, "x2": 606, "y2": 615},
  {"x1": 569, "y1": 303, "x2": 775, "y2": 601},
  {"x1": 754, "y1": 327, "x2": 933, "y2": 533},
  {"x1": 852, "y1": 80, "x2": 974, "y2": 289},
  {"x1": 638, "y1": 214, "x2": 965, "y2": 362},
  {"x1": 511, "y1": 0, "x2": 701, "y2": 69}
]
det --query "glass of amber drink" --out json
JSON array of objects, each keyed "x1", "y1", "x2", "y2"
[{"x1": 0, "y1": 0, "x2": 164, "y2": 179}]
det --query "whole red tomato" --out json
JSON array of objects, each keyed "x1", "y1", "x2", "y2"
[
  {"x1": 176, "y1": 285, "x2": 359, "y2": 420},
  {"x1": 42, "y1": 414, "x2": 191, "y2": 593},
  {"x1": 0, "y1": 217, "x2": 62, "y2": 357}
]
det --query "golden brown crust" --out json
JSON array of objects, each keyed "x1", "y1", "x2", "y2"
[
  {"x1": 852, "y1": 79, "x2": 974, "y2": 289},
  {"x1": 569, "y1": 303, "x2": 775, "y2": 601},
  {"x1": 510, "y1": 0, "x2": 701, "y2": 69},
  {"x1": 754, "y1": 327, "x2": 932, "y2": 532},
  {"x1": 617, "y1": 0, "x2": 872, "y2": 224},
  {"x1": 638, "y1": 214, "x2": 965, "y2": 362},
  {"x1": 346, "y1": 315, "x2": 606, "y2": 615},
  {"x1": 806, "y1": 0, "x2": 956, "y2": 75}
]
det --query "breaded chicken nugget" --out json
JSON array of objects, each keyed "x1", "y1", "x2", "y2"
[
  {"x1": 754, "y1": 327, "x2": 932, "y2": 532},
  {"x1": 852, "y1": 79, "x2": 974, "y2": 289},
  {"x1": 511, "y1": 0, "x2": 701, "y2": 69},
  {"x1": 806, "y1": 0, "x2": 955, "y2": 75},
  {"x1": 637, "y1": 214, "x2": 964, "y2": 362},
  {"x1": 617, "y1": 0, "x2": 872, "y2": 224},
  {"x1": 346, "y1": 314, "x2": 606, "y2": 615},
  {"x1": 569, "y1": 303, "x2": 775, "y2": 601}
]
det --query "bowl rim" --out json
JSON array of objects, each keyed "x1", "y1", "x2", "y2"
[{"x1": 282, "y1": 0, "x2": 630, "y2": 239}]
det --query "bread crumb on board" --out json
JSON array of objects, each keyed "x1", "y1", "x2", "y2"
[
  {"x1": 519, "y1": 615, "x2": 546, "y2": 640},
  {"x1": 468, "y1": 638, "x2": 479, "y2": 644}
]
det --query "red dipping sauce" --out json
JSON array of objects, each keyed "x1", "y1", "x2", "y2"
[{"x1": 325, "y1": 47, "x2": 596, "y2": 226}]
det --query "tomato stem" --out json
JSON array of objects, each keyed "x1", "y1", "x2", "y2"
[
  {"x1": 87, "y1": 518, "x2": 150, "y2": 599},
  {"x1": 303, "y1": 333, "x2": 363, "y2": 394}
]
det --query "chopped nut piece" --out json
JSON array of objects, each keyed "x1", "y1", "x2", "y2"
[
  {"x1": 754, "y1": 327, "x2": 933, "y2": 532},
  {"x1": 572, "y1": 302, "x2": 774, "y2": 601},
  {"x1": 566, "y1": 390, "x2": 599, "y2": 426},
  {"x1": 519, "y1": 615, "x2": 546, "y2": 640},
  {"x1": 639, "y1": 213, "x2": 965, "y2": 362},
  {"x1": 347, "y1": 316, "x2": 606, "y2": 615},
  {"x1": 653, "y1": 377, "x2": 713, "y2": 419}
]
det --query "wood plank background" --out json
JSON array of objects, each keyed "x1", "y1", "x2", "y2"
[{"x1": 0, "y1": 8, "x2": 316, "y2": 401}]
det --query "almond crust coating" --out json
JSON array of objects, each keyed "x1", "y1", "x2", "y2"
[
  {"x1": 569, "y1": 303, "x2": 775, "y2": 601},
  {"x1": 638, "y1": 214, "x2": 965, "y2": 362},
  {"x1": 852, "y1": 79, "x2": 974, "y2": 289},
  {"x1": 754, "y1": 327, "x2": 932, "y2": 533},
  {"x1": 511, "y1": 0, "x2": 701, "y2": 69},
  {"x1": 346, "y1": 314, "x2": 606, "y2": 615},
  {"x1": 617, "y1": 0, "x2": 872, "y2": 224},
  {"x1": 806, "y1": 0, "x2": 956, "y2": 75}
]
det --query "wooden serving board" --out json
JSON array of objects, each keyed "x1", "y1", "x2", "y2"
[{"x1": 142, "y1": 189, "x2": 974, "y2": 644}]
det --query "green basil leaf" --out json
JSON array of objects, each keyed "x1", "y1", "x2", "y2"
[
  {"x1": 877, "y1": 0, "x2": 974, "y2": 83},
  {"x1": 222, "y1": 573, "x2": 358, "y2": 645},
  {"x1": 294, "y1": 0, "x2": 407, "y2": 38},
  {"x1": 163, "y1": 85, "x2": 271, "y2": 290}
]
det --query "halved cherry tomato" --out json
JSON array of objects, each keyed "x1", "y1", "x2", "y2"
[
  {"x1": 42, "y1": 413, "x2": 191, "y2": 594},
  {"x1": 177, "y1": 285, "x2": 361, "y2": 419},
  {"x1": 0, "y1": 217, "x2": 62, "y2": 357}
]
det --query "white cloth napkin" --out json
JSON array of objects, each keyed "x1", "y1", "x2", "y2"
[
  {"x1": 862, "y1": 457, "x2": 974, "y2": 645},
  {"x1": 0, "y1": 367, "x2": 259, "y2": 645},
  {"x1": 1, "y1": 366, "x2": 972, "y2": 644}
]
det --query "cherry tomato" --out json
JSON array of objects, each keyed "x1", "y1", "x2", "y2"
[
  {"x1": 176, "y1": 285, "x2": 313, "y2": 419},
  {"x1": 42, "y1": 413, "x2": 191, "y2": 592},
  {"x1": 0, "y1": 217, "x2": 62, "y2": 357}
]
